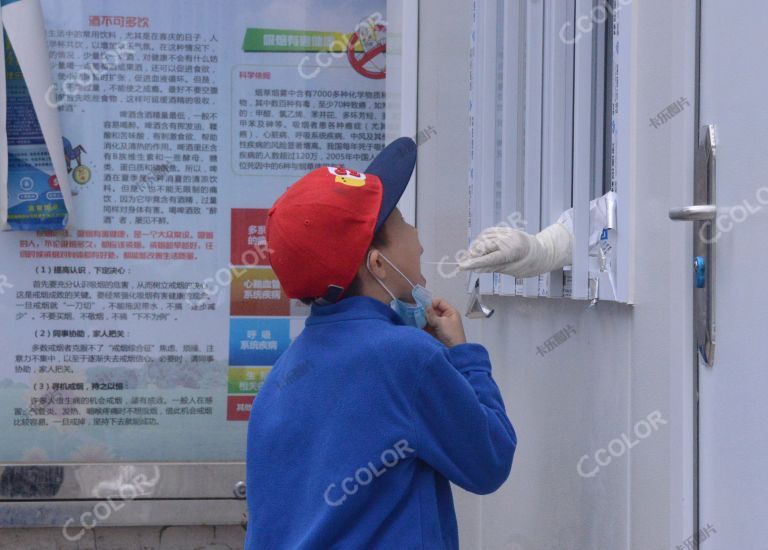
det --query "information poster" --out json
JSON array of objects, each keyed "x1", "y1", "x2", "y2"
[{"x1": 0, "y1": 0, "x2": 387, "y2": 462}]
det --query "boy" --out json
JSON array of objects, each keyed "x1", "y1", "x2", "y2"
[{"x1": 245, "y1": 137, "x2": 517, "y2": 549}]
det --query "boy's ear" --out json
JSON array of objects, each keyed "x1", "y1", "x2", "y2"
[{"x1": 366, "y1": 249, "x2": 388, "y2": 279}]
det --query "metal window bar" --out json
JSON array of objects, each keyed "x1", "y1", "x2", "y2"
[
  {"x1": 571, "y1": 0, "x2": 599, "y2": 300},
  {"x1": 541, "y1": 0, "x2": 576, "y2": 299},
  {"x1": 469, "y1": 0, "x2": 500, "y2": 295},
  {"x1": 592, "y1": 4, "x2": 607, "y2": 203},
  {"x1": 612, "y1": 0, "x2": 633, "y2": 304},
  {"x1": 520, "y1": 0, "x2": 545, "y2": 298},
  {"x1": 499, "y1": 0, "x2": 526, "y2": 296},
  {"x1": 493, "y1": 0, "x2": 506, "y2": 295}
]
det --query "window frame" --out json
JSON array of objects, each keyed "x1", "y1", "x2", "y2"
[{"x1": 469, "y1": 0, "x2": 633, "y2": 303}]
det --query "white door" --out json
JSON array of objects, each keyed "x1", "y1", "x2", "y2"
[{"x1": 697, "y1": 1, "x2": 768, "y2": 546}]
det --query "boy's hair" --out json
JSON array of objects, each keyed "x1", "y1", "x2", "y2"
[{"x1": 342, "y1": 225, "x2": 389, "y2": 298}]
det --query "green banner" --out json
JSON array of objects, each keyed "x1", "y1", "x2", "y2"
[
  {"x1": 228, "y1": 367, "x2": 271, "y2": 394},
  {"x1": 242, "y1": 28, "x2": 363, "y2": 53}
]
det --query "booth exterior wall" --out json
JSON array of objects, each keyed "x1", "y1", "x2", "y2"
[
  {"x1": 0, "y1": 1, "x2": 696, "y2": 547},
  {"x1": 417, "y1": 0, "x2": 695, "y2": 549}
]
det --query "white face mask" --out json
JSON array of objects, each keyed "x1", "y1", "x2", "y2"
[{"x1": 366, "y1": 251, "x2": 433, "y2": 329}]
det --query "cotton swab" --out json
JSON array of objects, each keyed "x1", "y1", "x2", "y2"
[{"x1": 421, "y1": 261, "x2": 461, "y2": 265}]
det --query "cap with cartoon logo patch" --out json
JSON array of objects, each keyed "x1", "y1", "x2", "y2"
[{"x1": 266, "y1": 137, "x2": 417, "y2": 303}]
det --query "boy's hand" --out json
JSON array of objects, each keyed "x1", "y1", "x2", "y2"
[{"x1": 426, "y1": 298, "x2": 467, "y2": 348}]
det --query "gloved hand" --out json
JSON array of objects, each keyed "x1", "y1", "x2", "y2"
[
  {"x1": 458, "y1": 191, "x2": 617, "y2": 278},
  {"x1": 458, "y1": 223, "x2": 572, "y2": 278}
]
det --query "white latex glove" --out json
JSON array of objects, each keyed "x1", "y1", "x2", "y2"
[
  {"x1": 458, "y1": 223, "x2": 572, "y2": 278},
  {"x1": 459, "y1": 192, "x2": 617, "y2": 278}
]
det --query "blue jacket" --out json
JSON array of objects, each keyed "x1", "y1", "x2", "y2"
[{"x1": 245, "y1": 296, "x2": 516, "y2": 549}]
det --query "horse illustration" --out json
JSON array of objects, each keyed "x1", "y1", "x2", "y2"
[{"x1": 63, "y1": 137, "x2": 87, "y2": 173}]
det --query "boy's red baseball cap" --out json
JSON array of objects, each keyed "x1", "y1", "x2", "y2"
[{"x1": 266, "y1": 137, "x2": 417, "y2": 303}]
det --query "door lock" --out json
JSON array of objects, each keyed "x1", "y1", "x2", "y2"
[
  {"x1": 694, "y1": 257, "x2": 706, "y2": 289},
  {"x1": 669, "y1": 124, "x2": 717, "y2": 367}
]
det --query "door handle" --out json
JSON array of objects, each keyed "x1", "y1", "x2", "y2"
[
  {"x1": 669, "y1": 205, "x2": 717, "y2": 221},
  {"x1": 668, "y1": 124, "x2": 717, "y2": 367}
]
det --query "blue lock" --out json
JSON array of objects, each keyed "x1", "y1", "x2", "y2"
[{"x1": 694, "y1": 256, "x2": 706, "y2": 288}]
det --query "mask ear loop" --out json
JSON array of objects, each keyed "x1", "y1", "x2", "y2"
[
  {"x1": 366, "y1": 249, "x2": 398, "y2": 302},
  {"x1": 377, "y1": 251, "x2": 418, "y2": 289}
]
